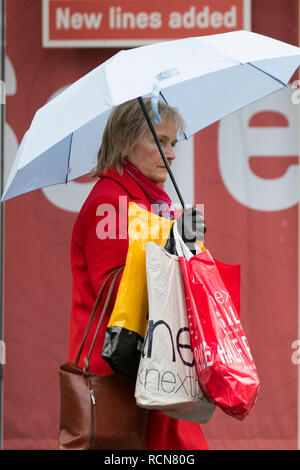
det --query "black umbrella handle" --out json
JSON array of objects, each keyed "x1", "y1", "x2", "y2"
[{"x1": 137, "y1": 96, "x2": 185, "y2": 209}]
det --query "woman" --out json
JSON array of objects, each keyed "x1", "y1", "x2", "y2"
[{"x1": 68, "y1": 98, "x2": 209, "y2": 450}]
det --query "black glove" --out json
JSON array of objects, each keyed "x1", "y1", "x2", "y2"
[
  {"x1": 165, "y1": 208, "x2": 206, "y2": 255},
  {"x1": 165, "y1": 225, "x2": 177, "y2": 255},
  {"x1": 176, "y1": 207, "x2": 206, "y2": 248}
]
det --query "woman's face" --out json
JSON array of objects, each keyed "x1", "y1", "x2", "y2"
[{"x1": 125, "y1": 119, "x2": 178, "y2": 184}]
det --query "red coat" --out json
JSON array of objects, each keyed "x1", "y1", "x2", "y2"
[{"x1": 68, "y1": 167, "x2": 209, "y2": 450}]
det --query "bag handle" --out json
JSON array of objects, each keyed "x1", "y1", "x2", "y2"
[
  {"x1": 173, "y1": 221, "x2": 195, "y2": 261},
  {"x1": 74, "y1": 266, "x2": 124, "y2": 370}
]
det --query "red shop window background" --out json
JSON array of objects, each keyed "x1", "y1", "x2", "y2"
[{"x1": 1, "y1": 0, "x2": 299, "y2": 450}]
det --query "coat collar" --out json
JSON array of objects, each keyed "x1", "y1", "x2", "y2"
[{"x1": 99, "y1": 167, "x2": 152, "y2": 210}]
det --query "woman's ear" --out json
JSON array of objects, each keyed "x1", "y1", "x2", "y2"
[{"x1": 121, "y1": 146, "x2": 129, "y2": 159}]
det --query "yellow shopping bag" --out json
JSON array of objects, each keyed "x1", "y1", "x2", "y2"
[{"x1": 102, "y1": 202, "x2": 174, "y2": 377}]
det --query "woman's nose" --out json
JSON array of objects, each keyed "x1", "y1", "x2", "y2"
[{"x1": 164, "y1": 144, "x2": 176, "y2": 160}]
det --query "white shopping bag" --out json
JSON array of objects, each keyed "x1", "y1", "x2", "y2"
[{"x1": 135, "y1": 241, "x2": 215, "y2": 423}]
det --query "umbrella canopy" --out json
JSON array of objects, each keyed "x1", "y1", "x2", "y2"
[{"x1": 2, "y1": 30, "x2": 300, "y2": 201}]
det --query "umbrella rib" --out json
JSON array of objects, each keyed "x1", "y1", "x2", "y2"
[
  {"x1": 138, "y1": 96, "x2": 185, "y2": 209},
  {"x1": 247, "y1": 62, "x2": 287, "y2": 87},
  {"x1": 159, "y1": 91, "x2": 188, "y2": 141},
  {"x1": 65, "y1": 132, "x2": 73, "y2": 184}
]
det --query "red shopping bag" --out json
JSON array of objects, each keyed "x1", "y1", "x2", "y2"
[
  {"x1": 173, "y1": 224, "x2": 260, "y2": 420},
  {"x1": 213, "y1": 257, "x2": 241, "y2": 319}
]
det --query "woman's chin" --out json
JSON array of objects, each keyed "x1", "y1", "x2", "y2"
[
  {"x1": 155, "y1": 169, "x2": 168, "y2": 184},
  {"x1": 153, "y1": 175, "x2": 167, "y2": 185}
]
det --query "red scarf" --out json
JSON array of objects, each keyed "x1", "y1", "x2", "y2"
[{"x1": 123, "y1": 160, "x2": 176, "y2": 220}]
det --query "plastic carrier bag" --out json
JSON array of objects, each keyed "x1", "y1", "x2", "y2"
[
  {"x1": 173, "y1": 222, "x2": 260, "y2": 420},
  {"x1": 102, "y1": 202, "x2": 173, "y2": 377},
  {"x1": 135, "y1": 241, "x2": 216, "y2": 423}
]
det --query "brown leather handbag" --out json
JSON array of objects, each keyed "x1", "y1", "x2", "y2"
[{"x1": 58, "y1": 267, "x2": 148, "y2": 450}]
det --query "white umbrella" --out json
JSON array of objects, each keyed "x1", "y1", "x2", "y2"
[{"x1": 2, "y1": 30, "x2": 300, "y2": 202}]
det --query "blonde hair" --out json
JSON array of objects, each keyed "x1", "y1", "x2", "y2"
[{"x1": 92, "y1": 98, "x2": 185, "y2": 177}]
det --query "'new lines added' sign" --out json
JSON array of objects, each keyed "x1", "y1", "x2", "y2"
[{"x1": 42, "y1": 0, "x2": 251, "y2": 48}]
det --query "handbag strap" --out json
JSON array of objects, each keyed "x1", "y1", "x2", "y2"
[{"x1": 74, "y1": 266, "x2": 124, "y2": 369}]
